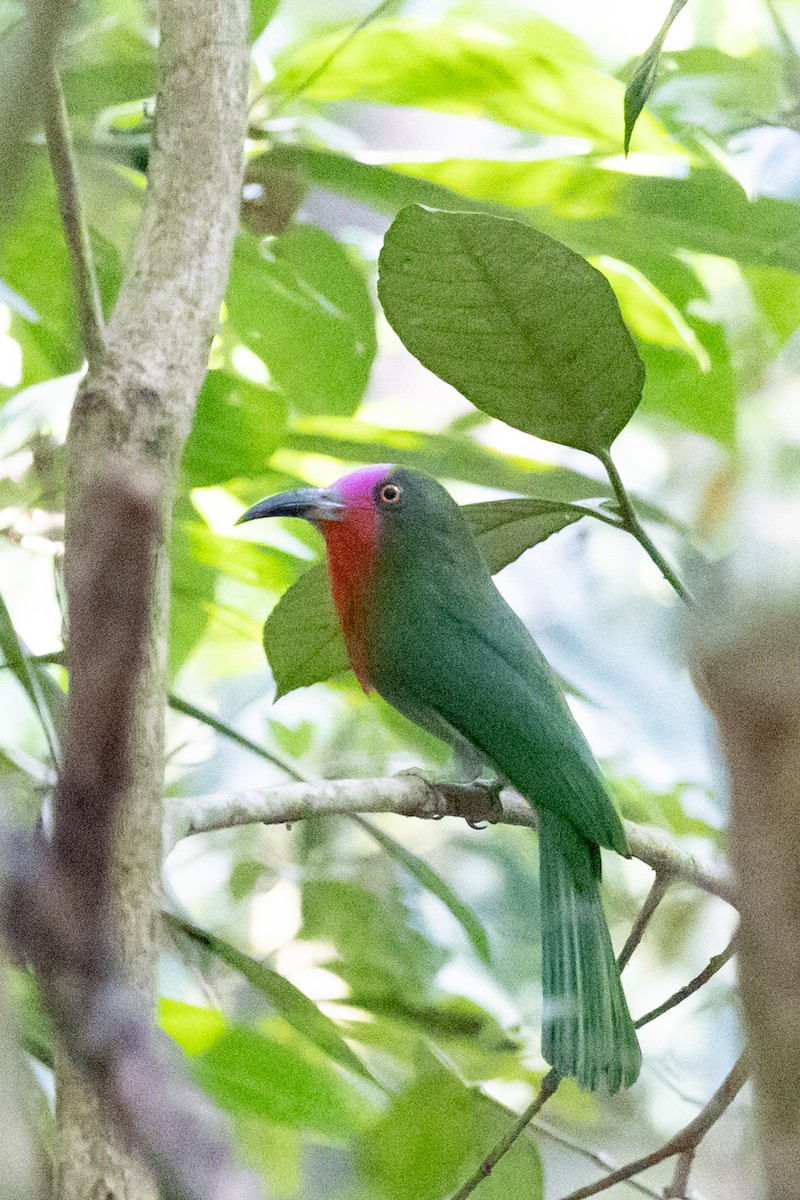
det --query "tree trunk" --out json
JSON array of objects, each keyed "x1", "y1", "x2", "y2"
[{"x1": 54, "y1": 2, "x2": 248, "y2": 1197}]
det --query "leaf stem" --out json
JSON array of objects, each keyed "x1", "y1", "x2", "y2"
[{"x1": 596, "y1": 448, "x2": 694, "y2": 606}]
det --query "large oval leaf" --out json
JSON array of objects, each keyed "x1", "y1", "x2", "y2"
[
  {"x1": 262, "y1": 497, "x2": 588, "y2": 698},
  {"x1": 377, "y1": 205, "x2": 645, "y2": 454}
]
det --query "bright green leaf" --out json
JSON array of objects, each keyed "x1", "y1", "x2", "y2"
[
  {"x1": 276, "y1": 17, "x2": 677, "y2": 154},
  {"x1": 194, "y1": 1025, "x2": 367, "y2": 1136},
  {"x1": 226, "y1": 225, "x2": 376, "y2": 417},
  {"x1": 624, "y1": 0, "x2": 689, "y2": 154},
  {"x1": 182, "y1": 370, "x2": 286, "y2": 488},
  {"x1": 160, "y1": 998, "x2": 226, "y2": 1057},
  {"x1": 359, "y1": 1064, "x2": 543, "y2": 1200},
  {"x1": 250, "y1": 0, "x2": 281, "y2": 41},
  {"x1": 592, "y1": 256, "x2": 710, "y2": 367},
  {"x1": 378, "y1": 205, "x2": 645, "y2": 453}
]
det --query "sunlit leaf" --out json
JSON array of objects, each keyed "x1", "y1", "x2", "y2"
[
  {"x1": 194, "y1": 1025, "x2": 369, "y2": 1135},
  {"x1": 275, "y1": 17, "x2": 676, "y2": 154},
  {"x1": 182, "y1": 370, "x2": 286, "y2": 488},
  {"x1": 358, "y1": 1063, "x2": 543, "y2": 1200},
  {"x1": 378, "y1": 206, "x2": 644, "y2": 453},
  {"x1": 227, "y1": 226, "x2": 376, "y2": 417},
  {"x1": 250, "y1": 0, "x2": 281, "y2": 41}
]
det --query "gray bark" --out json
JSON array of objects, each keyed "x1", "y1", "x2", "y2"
[
  {"x1": 701, "y1": 601, "x2": 800, "y2": 1198},
  {"x1": 55, "y1": 2, "x2": 249, "y2": 1197}
]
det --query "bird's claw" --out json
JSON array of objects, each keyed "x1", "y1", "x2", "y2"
[{"x1": 467, "y1": 777, "x2": 506, "y2": 829}]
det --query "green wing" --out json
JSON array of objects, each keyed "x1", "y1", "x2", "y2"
[{"x1": 369, "y1": 569, "x2": 627, "y2": 858}]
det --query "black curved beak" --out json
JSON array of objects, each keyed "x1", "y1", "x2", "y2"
[{"x1": 236, "y1": 486, "x2": 345, "y2": 526}]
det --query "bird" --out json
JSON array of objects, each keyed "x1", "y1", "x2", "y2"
[{"x1": 238, "y1": 463, "x2": 641, "y2": 1092}]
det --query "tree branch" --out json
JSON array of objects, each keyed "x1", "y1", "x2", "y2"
[
  {"x1": 164, "y1": 778, "x2": 734, "y2": 905},
  {"x1": 557, "y1": 1056, "x2": 748, "y2": 1200},
  {"x1": 3, "y1": 474, "x2": 263, "y2": 1200},
  {"x1": 635, "y1": 936, "x2": 737, "y2": 1029},
  {"x1": 58, "y1": 0, "x2": 250, "y2": 1196},
  {"x1": 699, "y1": 600, "x2": 800, "y2": 1198},
  {"x1": 617, "y1": 871, "x2": 673, "y2": 971},
  {"x1": 42, "y1": 60, "x2": 106, "y2": 363}
]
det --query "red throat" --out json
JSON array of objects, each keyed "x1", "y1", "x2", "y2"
[{"x1": 319, "y1": 465, "x2": 392, "y2": 691}]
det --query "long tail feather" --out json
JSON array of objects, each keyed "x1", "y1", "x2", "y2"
[{"x1": 538, "y1": 809, "x2": 641, "y2": 1093}]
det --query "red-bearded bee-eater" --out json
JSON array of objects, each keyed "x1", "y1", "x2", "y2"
[{"x1": 238, "y1": 464, "x2": 642, "y2": 1092}]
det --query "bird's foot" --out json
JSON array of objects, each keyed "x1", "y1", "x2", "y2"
[
  {"x1": 394, "y1": 766, "x2": 449, "y2": 819},
  {"x1": 459, "y1": 776, "x2": 506, "y2": 829},
  {"x1": 393, "y1": 768, "x2": 506, "y2": 828}
]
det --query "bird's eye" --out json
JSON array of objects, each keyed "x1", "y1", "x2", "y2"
[{"x1": 379, "y1": 483, "x2": 402, "y2": 505}]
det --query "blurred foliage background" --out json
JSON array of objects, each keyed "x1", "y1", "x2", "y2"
[{"x1": 3, "y1": 0, "x2": 797, "y2": 1194}]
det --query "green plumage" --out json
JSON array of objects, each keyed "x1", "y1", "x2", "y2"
[{"x1": 365, "y1": 470, "x2": 641, "y2": 1092}]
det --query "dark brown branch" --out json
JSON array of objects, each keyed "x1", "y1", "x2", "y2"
[
  {"x1": 42, "y1": 61, "x2": 106, "y2": 363},
  {"x1": 2, "y1": 474, "x2": 264, "y2": 1200},
  {"x1": 635, "y1": 936, "x2": 737, "y2": 1029},
  {"x1": 558, "y1": 1056, "x2": 748, "y2": 1200}
]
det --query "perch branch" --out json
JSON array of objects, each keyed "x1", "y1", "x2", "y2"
[
  {"x1": 2, "y1": 474, "x2": 263, "y2": 1200},
  {"x1": 164, "y1": 778, "x2": 734, "y2": 905}
]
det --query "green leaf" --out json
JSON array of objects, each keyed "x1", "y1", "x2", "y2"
[
  {"x1": 182, "y1": 370, "x2": 286, "y2": 488},
  {"x1": 466, "y1": 497, "x2": 591, "y2": 571},
  {"x1": 194, "y1": 1025, "x2": 368, "y2": 1136},
  {"x1": 358, "y1": 1063, "x2": 543, "y2": 1200},
  {"x1": 624, "y1": 0, "x2": 689, "y2": 154},
  {"x1": 647, "y1": 47, "x2": 784, "y2": 142},
  {"x1": 263, "y1": 562, "x2": 348, "y2": 699},
  {"x1": 353, "y1": 816, "x2": 491, "y2": 965},
  {"x1": 160, "y1": 998, "x2": 226, "y2": 1056},
  {"x1": 165, "y1": 913, "x2": 372, "y2": 1082},
  {"x1": 275, "y1": 17, "x2": 676, "y2": 154},
  {"x1": 261, "y1": 495, "x2": 594, "y2": 699},
  {"x1": 378, "y1": 206, "x2": 644, "y2": 454},
  {"x1": 0, "y1": 593, "x2": 61, "y2": 764},
  {"x1": 302, "y1": 880, "x2": 447, "y2": 1005},
  {"x1": 250, "y1": 0, "x2": 281, "y2": 41},
  {"x1": 226, "y1": 225, "x2": 376, "y2": 416}
]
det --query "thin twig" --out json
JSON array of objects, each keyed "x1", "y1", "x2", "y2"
[
  {"x1": 450, "y1": 1069, "x2": 561, "y2": 1200},
  {"x1": 636, "y1": 936, "x2": 737, "y2": 1028},
  {"x1": 597, "y1": 447, "x2": 694, "y2": 606},
  {"x1": 617, "y1": 871, "x2": 673, "y2": 972},
  {"x1": 533, "y1": 1121, "x2": 665, "y2": 1200},
  {"x1": 664, "y1": 1147, "x2": 696, "y2": 1199},
  {"x1": 42, "y1": 59, "x2": 106, "y2": 362},
  {"x1": 269, "y1": 0, "x2": 397, "y2": 117},
  {"x1": 558, "y1": 1056, "x2": 748, "y2": 1200}
]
